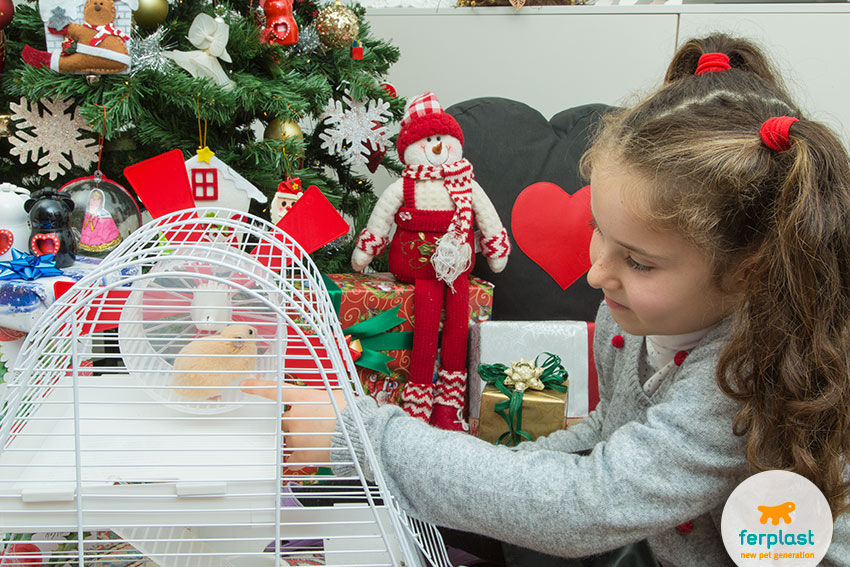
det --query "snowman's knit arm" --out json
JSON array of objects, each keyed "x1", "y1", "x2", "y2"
[
  {"x1": 363, "y1": 179, "x2": 404, "y2": 239},
  {"x1": 471, "y1": 182, "x2": 505, "y2": 239}
]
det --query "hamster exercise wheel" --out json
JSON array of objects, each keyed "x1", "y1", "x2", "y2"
[{"x1": 0, "y1": 209, "x2": 451, "y2": 567}]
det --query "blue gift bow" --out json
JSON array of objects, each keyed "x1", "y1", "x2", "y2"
[{"x1": 0, "y1": 249, "x2": 64, "y2": 280}]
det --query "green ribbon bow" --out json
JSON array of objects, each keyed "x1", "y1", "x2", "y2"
[
  {"x1": 477, "y1": 353, "x2": 568, "y2": 447},
  {"x1": 323, "y1": 274, "x2": 413, "y2": 375},
  {"x1": 343, "y1": 305, "x2": 412, "y2": 374}
]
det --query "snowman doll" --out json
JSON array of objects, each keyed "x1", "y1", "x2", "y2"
[{"x1": 352, "y1": 92, "x2": 510, "y2": 431}]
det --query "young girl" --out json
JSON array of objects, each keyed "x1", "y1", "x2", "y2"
[{"x1": 243, "y1": 36, "x2": 850, "y2": 565}]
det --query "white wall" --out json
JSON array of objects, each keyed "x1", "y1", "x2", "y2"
[
  {"x1": 366, "y1": 8, "x2": 678, "y2": 119},
  {"x1": 366, "y1": 5, "x2": 850, "y2": 144},
  {"x1": 677, "y1": 11, "x2": 850, "y2": 143}
]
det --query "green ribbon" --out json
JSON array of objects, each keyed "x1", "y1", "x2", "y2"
[
  {"x1": 477, "y1": 353, "x2": 568, "y2": 447},
  {"x1": 322, "y1": 274, "x2": 413, "y2": 375}
]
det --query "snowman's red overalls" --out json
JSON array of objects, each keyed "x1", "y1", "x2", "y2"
[{"x1": 390, "y1": 176, "x2": 474, "y2": 427}]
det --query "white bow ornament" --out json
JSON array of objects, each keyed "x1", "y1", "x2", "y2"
[{"x1": 166, "y1": 13, "x2": 234, "y2": 89}]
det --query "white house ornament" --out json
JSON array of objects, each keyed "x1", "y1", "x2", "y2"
[
  {"x1": 184, "y1": 150, "x2": 267, "y2": 213},
  {"x1": 8, "y1": 97, "x2": 98, "y2": 181},
  {"x1": 21, "y1": 0, "x2": 136, "y2": 74},
  {"x1": 166, "y1": 13, "x2": 234, "y2": 90}
]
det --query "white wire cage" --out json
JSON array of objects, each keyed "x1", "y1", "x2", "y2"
[{"x1": 0, "y1": 208, "x2": 451, "y2": 567}]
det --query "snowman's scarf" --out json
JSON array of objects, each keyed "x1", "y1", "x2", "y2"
[{"x1": 403, "y1": 159, "x2": 474, "y2": 287}]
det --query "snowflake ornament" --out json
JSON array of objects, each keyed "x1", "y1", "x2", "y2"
[
  {"x1": 8, "y1": 97, "x2": 98, "y2": 181},
  {"x1": 318, "y1": 91, "x2": 392, "y2": 167}
]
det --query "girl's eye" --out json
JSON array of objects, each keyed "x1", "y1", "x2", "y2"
[
  {"x1": 626, "y1": 255, "x2": 652, "y2": 272},
  {"x1": 588, "y1": 219, "x2": 599, "y2": 232}
]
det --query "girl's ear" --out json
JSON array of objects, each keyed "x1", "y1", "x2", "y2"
[{"x1": 727, "y1": 253, "x2": 762, "y2": 294}]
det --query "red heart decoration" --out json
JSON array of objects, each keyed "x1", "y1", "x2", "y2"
[
  {"x1": 0, "y1": 229, "x2": 13, "y2": 257},
  {"x1": 511, "y1": 183, "x2": 593, "y2": 290},
  {"x1": 31, "y1": 233, "x2": 61, "y2": 256}
]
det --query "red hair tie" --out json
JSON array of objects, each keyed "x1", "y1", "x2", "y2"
[
  {"x1": 695, "y1": 52, "x2": 731, "y2": 75},
  {"x1": 760, "y1": 116, "x2": 799, "y2": 152}
]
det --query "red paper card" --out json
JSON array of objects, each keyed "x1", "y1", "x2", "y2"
[
  {"x1": 123, "y1": 149, "x2": 195, "y2": 218},
  {"x1": 252, "y1": 185, "x2": 349, "y2": 271}
]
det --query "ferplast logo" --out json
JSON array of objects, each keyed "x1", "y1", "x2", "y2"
[{"x1": 721, "y1": 470, "x2": 833, "y2": 566}]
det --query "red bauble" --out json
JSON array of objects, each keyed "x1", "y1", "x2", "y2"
[{"x1": 0, "y1": 0, "x2": 14, "y2": 31}]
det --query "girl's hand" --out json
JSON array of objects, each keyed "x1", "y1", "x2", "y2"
[{"x1": 240, "y1": 379, "x2": 349, "y2": 469}]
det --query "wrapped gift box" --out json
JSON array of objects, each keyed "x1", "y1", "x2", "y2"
[
  {"x1": 0, "y1": 256, "x2": 140, "y2": 334},
  {"x1": 478, "y1": 383, "x2": 569, "y2": 445},
  {"x1": 469, "y1": 320, "x2": 598, "y2": 437},
  {"x1": 289, "y1": 272, "x2": 493, "y2": 406},
  {"x1": 0, "y1": 256, "x2": 139, "y2": 382}
]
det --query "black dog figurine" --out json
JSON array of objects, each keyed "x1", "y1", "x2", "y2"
[{"x1": 24, "y1": 188, "x2": 77, "y2": 268}]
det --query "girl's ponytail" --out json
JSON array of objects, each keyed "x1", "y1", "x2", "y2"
[
  {"x1": 664, "y1": 34, "x2": 784, "y2": 90},
  {"x1": 718, "y1": 118, "x2": 850, "y2": 517}
]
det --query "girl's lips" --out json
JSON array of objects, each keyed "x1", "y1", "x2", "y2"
[{"x1": 605, "y1": 296, "x2": 629, "y2": 311}]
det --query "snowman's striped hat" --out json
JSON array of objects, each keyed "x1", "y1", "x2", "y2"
[{"x1": 396, "y1": 92, "x2": 464, "y2": 163}]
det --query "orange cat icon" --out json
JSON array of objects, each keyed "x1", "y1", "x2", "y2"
[{"x1": 757, "y1": 501, "x2": 795, "y2": 525}]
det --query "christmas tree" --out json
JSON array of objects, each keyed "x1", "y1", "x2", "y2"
[{"x1": 0, "y1": 0, "x2": 403, "y2": 272}]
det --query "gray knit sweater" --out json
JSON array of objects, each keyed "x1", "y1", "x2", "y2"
[{"x1": 332, "y1": 302, "x2": 850, "y2": 566}]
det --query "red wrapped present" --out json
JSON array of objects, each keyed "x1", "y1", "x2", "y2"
[{"x1": 288, "y1": 272, "x2": 493, "y2": 406}]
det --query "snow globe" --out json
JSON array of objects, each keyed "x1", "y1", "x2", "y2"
[{"x1": 60, "y1": 174, "x2": 143, "y2": 257}]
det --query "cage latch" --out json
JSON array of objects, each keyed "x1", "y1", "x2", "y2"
[{"x1": 21, "y1": 488, "x2": 75, "y2": 502}]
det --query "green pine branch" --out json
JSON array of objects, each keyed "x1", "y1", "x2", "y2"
[{"x1": 0, "y1": 0, "x2": 404, "y2": 272}]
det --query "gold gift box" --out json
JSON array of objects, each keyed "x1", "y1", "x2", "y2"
[{"x1": 478, "y1": 384, "x2": 569, "y2": 445}]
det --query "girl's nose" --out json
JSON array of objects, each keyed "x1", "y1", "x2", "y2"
[
  {"x1": 431, "y1": 142, "x2": 443, "y2": 155},
  {"x1": 586, "y1": 255, "x2": 616, "y2": 291}
]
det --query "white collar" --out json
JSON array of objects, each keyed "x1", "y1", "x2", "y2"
[{"x1": 645, "y1": 328, "x2": 710, "y2": 371}]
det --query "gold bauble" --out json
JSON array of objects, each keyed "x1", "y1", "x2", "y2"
[
  {"x1": 0, "y1": 114, "x2": 10, "y2": 138},
  {"x1": 133, "y1": 0, "x2": 169, "y2": 29},
  {"x1": 315, "y1": 1, "x2": 359, "y2": 50},
  {"x1": 264, "y1": 118, "x2": 303, "y2": 141}
]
